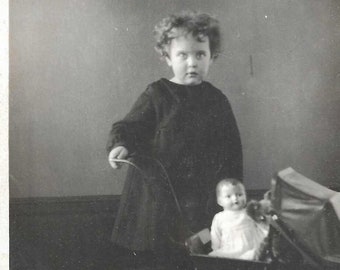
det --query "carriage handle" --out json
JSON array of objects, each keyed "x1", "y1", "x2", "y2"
[{"x1": 111, "y1": 156, "x2": 185, "y2": 222}]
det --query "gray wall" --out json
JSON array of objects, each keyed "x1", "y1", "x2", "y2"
[{"x1": 10, "y1": 0, "x2": 340, "y2": 198}]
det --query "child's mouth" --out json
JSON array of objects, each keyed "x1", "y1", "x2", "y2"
[{"x1": 187, "y1": 72, "x2": 198, "y2": 77}]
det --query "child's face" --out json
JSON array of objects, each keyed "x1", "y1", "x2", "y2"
[
  {"x1": 217, "y1": 184, "x2": 246, "y2": 211},
  {"x1": 166, "y1": 32, "x2": 213, "y2": 85}
]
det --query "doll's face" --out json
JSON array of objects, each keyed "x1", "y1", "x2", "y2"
[
  {"x1": 165, "y1": 31, "x2": 213, "y2": 85},
  {"x1": 217, "y1": 183, "x2": 247, "y2": 211}
]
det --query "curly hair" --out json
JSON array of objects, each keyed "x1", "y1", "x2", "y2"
[{"x1": 153, "y1": 11, "x2": 221, "y2": 59}]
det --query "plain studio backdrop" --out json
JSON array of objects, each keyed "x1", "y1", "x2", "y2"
[{"x1": 10, "y1": 0, "x2": 340, "y2": 198}]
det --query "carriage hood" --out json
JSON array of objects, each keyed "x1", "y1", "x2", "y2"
[{"x1": 271, "y1": 167, "x2": 340, "y2": 263}]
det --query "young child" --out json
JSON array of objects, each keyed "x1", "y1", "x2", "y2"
[
  {"x1": 107, "y1": 11, "x2": 243, "y2": 268},
  {"x1": 209, "y1": 179, "x2": 269, "y2": 260}
]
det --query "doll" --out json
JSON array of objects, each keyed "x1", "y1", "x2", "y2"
[{"x1": 209, "y1": 179, "x2": 269, "y2": 260}]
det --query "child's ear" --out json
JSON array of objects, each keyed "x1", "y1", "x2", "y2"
[
  {"x1": 210, "y1": 52, "x2": 220, "y2": 64},
  {"x1": 165, "y1": 55, "x2": 172, "y2": 67}
]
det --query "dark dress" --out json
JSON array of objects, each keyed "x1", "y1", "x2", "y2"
[{"x1": 107, "y1": 78, "x2": 242, "y2": 252}]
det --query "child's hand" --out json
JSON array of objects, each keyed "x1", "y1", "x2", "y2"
[{"x1": 108, "y1": 146, "x2": 129, "y2": 169}]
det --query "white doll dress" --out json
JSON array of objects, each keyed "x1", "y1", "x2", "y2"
[{"x1": 209, "y1": 209, "x2": 269, "y2": 260}]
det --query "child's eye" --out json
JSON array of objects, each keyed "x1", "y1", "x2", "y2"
[
  {"x1": 196, "y1": 52, "x2": 206, "y2": 59},
  {"x1": 178, "y1": 52, "x2": 187, "y2": 59}
]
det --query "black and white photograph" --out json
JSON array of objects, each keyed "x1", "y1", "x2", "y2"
[{"x1": 6, "y1": 1, "x2": 340, "y2": 269}]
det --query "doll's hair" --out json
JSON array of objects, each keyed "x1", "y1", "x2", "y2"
[
  {"x1": 216, "y1": 178, "x2": 245, "y2": 197},
  {"x1": 153, "y1": 10, "x2": 221, "y2": 59}
]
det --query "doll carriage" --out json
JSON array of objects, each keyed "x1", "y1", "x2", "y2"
[
  {"x1": 185, "y1": 167, "x2": 340, "y2": 270},
  {"x1": 113, "y1": 158, "x2": 340, "y2": 270}
]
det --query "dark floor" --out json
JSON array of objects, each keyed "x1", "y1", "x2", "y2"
[
  {"x1": 9, "y1": 191, "x2": 277, "y2": 270},
  {"x1": 9, "y1": 196, "x2": 193, "y2": 270},
  {"x1": 11, "y1": 236, "x2": 192, "y2": 270}
]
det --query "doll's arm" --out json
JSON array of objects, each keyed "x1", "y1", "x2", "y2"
[{"x1": 210, "y1": 216, "x2": 221, "y2": 250}]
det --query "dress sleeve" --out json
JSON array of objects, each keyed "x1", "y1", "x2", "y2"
[
  {"x1": 210, "y1": 215, "x2": 221, "y2": 251},
  {"x1": 106, "y1": 88, "x2": 156, "y2": 155}
]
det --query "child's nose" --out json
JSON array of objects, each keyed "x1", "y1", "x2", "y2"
[{"x1": 187, "y1": 55, "x2": 197, "y2": 67}]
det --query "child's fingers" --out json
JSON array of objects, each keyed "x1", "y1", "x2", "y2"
[
  {"x1": 109, "y1": 159, "x2": 123, "y2": 169},
  {"x1": 108, "y1": 147, "x2": 128, "y2": 169},
  {"x1": 108, "y1": 146, "x2": 128, "y2": 169},
  {"x1": 117, "y1": 148, "x2": 128, "y2": 159},
  {"x1": 108, "y1": 150, "x2": 119, "y2": 169},
  {"x1": 108, "y1": 158, "x2": 118, "y2": 169}
]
